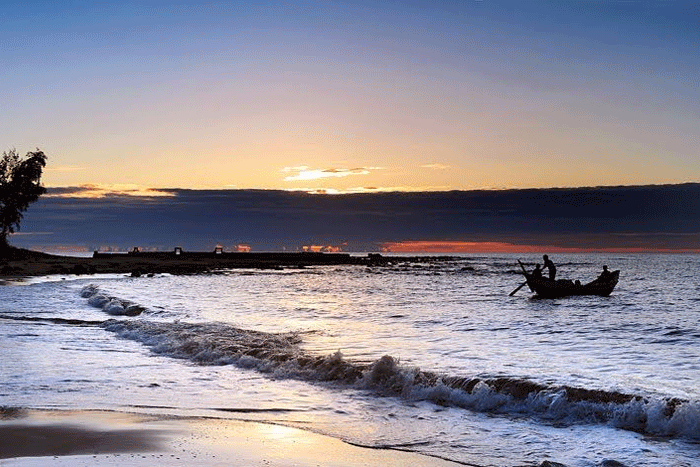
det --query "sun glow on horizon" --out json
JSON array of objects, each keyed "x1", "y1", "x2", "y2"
[
  {"x1": 382, "y1": 241, "x2": 700, "y2": 254},
  {"x1": 281, "y1": 166, "x2": 384, "y2": 182},
  {"x1": 284, "y1": 185, "x2": 452, "y2": 194}
]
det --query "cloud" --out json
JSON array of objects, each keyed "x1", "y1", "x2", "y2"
[
  {"x1": 281, "y1": 166, "x2": 383, "y2": 182},
  {"x1": 8, "y1": 231, "x2": 53, "y2": 236},
  {"x1": 15, "y1": 183, "x2": 700, "y2": 253},
  {"x1": 44, "y1": 184, "x2": 175, "y2": 198},
  {"x1": 45, "y1": 166, "x2": 87, "y2": 173},
  {"x1": 420, "y1": 163, "x2": 450, "y2": 170}
]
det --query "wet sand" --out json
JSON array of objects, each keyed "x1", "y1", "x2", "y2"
[{"x1": 0, "y1": 409, "x2": 461, "y2": 466}]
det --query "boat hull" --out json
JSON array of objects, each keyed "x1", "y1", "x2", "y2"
[{"x1": 524, "y1": 271, "x2": 619, "y2": 298}]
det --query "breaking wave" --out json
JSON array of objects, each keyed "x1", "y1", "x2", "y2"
[
  {"x1": 98, "y1": 316, "x2": 700, "y2": 442},
  {"x1": 75, "y1": 286, "x2": 700, "y2": 443},
  {"x1": 81, "y1": 284, "x2": 146, "y2": 316}
]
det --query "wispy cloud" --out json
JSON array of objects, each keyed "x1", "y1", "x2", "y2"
[
  {"x1": 45, "y1": 184, "x2": 175, "y2": 198},
  {"x1": 281, "y1": 166, "x2": 383, "y2": 182},
  {"x1": 8, "y1": 231, "x2": 53, "y2": 236},
  {"x1": 421, "y1": 163, "x2": 450, "y2": 170},
  {"x1": 45, "y1": 166, "x2": 87, "y2": 173}
]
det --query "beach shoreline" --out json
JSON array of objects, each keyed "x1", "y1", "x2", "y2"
[
  {"x1": 0, "y1": 249, "x2": 468, "y2": 466},
  {"x1": 0, "y1": 247, "x2": 376, "y2": 278},
  {"x1": 0, "y1": 408, "x2": 462, "y2": 466},
  {"x1": 0, "y1": 247, "x2": 458, "y2": 279}
]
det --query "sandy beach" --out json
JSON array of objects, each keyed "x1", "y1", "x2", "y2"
[
  {"x1": 0, "y1": 409, "x2": 462, "y2": 466},
  {"x1": 0, "y1": 250, "x2": 461, "y2": 466},
  {"x1": 0, "y1": 248, "x2": 463, "y2": 466}
]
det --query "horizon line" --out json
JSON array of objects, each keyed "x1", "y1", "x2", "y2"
[
  {"x1": 43, "y1": 181, "x2": 700, "y2": 198},
  {"x1": 21, "y1": 241, "x2": 700, "y2": 255}
]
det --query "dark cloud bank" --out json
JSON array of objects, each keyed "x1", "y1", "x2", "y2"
[{"x1": 13, "y1": 184, "x2": 700, "y2": 252}]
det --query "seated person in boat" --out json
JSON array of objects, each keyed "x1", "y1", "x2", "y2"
[
  {"x1": 542, "y1": 254, "x2": 556, "y2": 280},
  {"x1": 532, "y1": 264, "x2": 543, "y2": 280},
  {"x1": 532, "y1": 263, "x2": 542, "y2": 279},
  {"x1": 598, "y1": 265, "x2": 613, "y2": 280}
]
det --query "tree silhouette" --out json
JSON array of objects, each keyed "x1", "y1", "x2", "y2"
[{"x1": 0, "y1": 149, "x2": 47, "y2": 249}]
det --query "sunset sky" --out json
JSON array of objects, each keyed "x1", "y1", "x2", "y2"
[{"x1": 2, "y1": 1, "x2": 698, "y2": 194}]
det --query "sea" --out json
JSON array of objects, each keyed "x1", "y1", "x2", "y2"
[{"x1": 1, "y1": 253, "x2": 699, "y2": 467}]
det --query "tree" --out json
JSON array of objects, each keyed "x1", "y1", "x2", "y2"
[{"x1": 0, "y1": 149, "x2": 47, "y2": 249}]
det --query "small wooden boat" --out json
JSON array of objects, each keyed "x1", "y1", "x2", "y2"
[{"x1": 516, "y1": 260, "x2": 619, "y2": 298}]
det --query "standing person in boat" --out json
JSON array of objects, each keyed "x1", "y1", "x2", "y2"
[{"x1": 542, "y1": 254, "x2": 556, "y2": 280}]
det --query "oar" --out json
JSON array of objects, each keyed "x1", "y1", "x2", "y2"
[
  {"x1": 509, "y1": 281, "x2": 528, "y2": 296},
  {"x1": 517, "y1": 259, "x2": 528, "y2": 275},
  {"x1": 510, "y1": 259, "x2": 532, "y2": 296}
]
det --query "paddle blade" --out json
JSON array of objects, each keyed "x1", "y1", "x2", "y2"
[{"x1": 509, "y1": 281, "x2": 527, "y2": 296}]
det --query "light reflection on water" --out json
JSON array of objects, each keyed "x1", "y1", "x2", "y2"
[{"x1": 1, "y1": 253, "x2": 699, "y2": 466}]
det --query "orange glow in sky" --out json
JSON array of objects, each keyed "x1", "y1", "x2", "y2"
[{"x1": 382, "y1": 241, "x2": 700, "y2": 254}]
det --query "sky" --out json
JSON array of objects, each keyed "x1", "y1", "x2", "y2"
[{"x1": 2, "y1": 0, "x2": 699, "y2": 194}]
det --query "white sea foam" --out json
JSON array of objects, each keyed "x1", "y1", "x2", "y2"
[
  {"x1": 80, "y1": 284, "x2": 100, "y2": 298},
  {"x1": 81, "y1": 284, "x2": 145, "y2": 316},
  {"x1": 96, "y1": 307, "x2": 700, "y2": 442},
  {"x1": 87, "y1": 293, "x2": 111, "y2": 307}
]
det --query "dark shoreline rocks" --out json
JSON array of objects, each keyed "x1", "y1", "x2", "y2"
[{"x1": 0, "y1": 247, "x2": 459, "y2": 278}]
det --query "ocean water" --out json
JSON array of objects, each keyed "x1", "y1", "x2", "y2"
[{"x1": 1, "y1": 253, "x2": 699, "y2": 467}]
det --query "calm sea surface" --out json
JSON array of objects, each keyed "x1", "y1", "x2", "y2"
[{"x1": 1, "y1": 253, "x2": 699, "y2": 466}]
